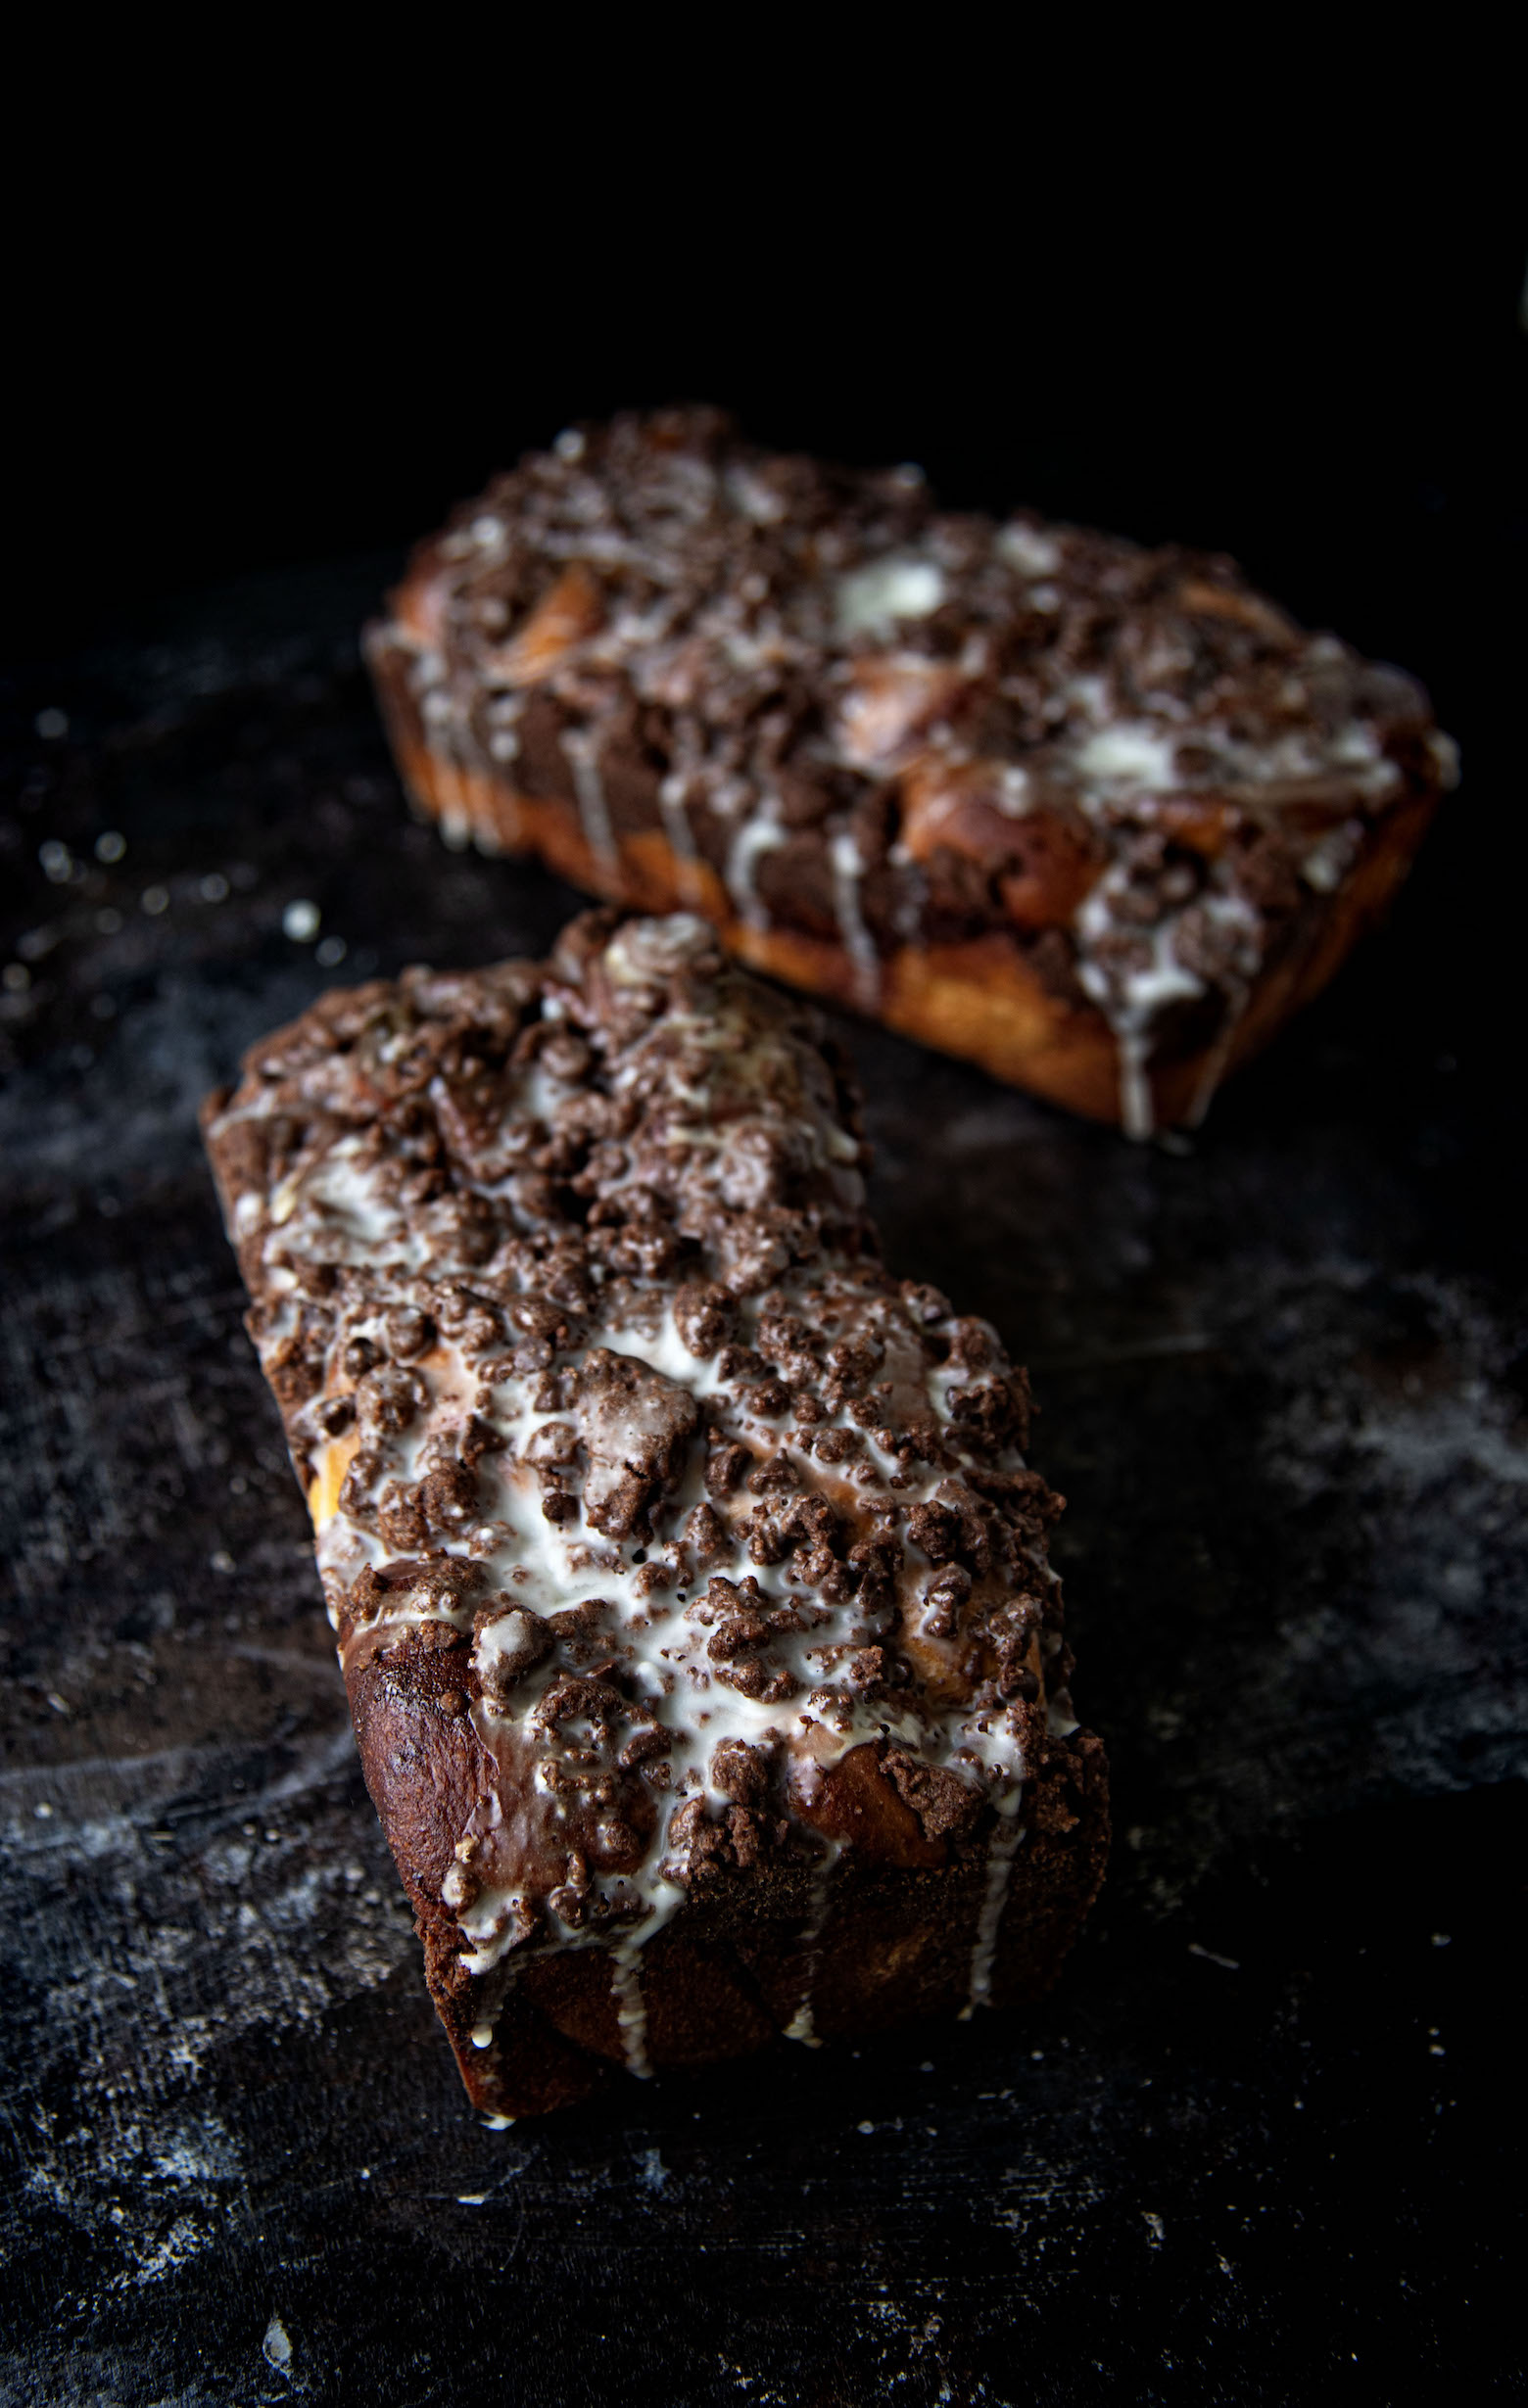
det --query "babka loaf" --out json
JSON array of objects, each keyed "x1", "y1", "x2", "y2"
[
  {"x1": 201, "y1": 911, "x2": 1108, "y2": 2117},
  {"x1": 364, "y1": 407, "x2": 1457, "y2": 1138}
]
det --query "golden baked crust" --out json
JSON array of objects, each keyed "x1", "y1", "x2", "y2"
[
  {"x1": 202, "y1": 913, "x2": 1108, "y2": 2115},
  {"x1": 366, "y1": 408, "x2": 1456, "y2": 1134}
]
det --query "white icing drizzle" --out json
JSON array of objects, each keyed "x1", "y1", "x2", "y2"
[
  {"x1": 1076, "y1": 912, "x2": 1201, "y2": 1142},
  {"x1": 560, "y1": 723, "x2": 617, "y2": 867},
  {"x1": 830, "y1": 828, "x2": 881, "y2": 1009},
  {"x1": 403, "y1": 622, "x2": 499, "y2": 856},
  {"x1": 1076, "y1": 879, "x2": 1261, "y2": 1140},
  {"x1": 726, "y1": 805, "x2": 788, "y2": 930},
  {"x1": 424, "y1": 693, "x2": 480, "y2": 854},
  {"x1": 657, "y1": 768, "x2": 704, "y2": 903},
  {"x1": 959, "y1": 1801, "x2": 1026, "y2": 2018},
  {"x1": 610, "y1": 1940, "x2": 654, "y2": 2079},
  {"x1": 782, "y1": 1841, "x2": 841, "y2": 2047}
]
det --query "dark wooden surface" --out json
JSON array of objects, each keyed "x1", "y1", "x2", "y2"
[{"x1": 1, "y1": 558, "x2": 1523, "y2": 2406}]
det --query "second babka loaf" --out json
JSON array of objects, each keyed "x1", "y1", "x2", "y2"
[{"x1": 365, "y1": 407, "x2": 1456, "y2": 1137}]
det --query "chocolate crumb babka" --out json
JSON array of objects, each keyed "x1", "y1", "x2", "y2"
[
  {"x1": 202, "y1": 912, "x2": 1108, "y2": 2116},
  {"x1": 365, "y1": 407, "x2": 1457, "y2": 1138}
]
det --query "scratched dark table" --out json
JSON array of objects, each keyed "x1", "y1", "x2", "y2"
[{"x1": 1, "y1": 555, "x2": 1523, "y2": 2407}]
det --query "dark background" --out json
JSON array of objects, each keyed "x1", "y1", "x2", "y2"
[
  {"x1": 12, "y1": 140, "x2": 1524, "y2": 975},
  {"x1": 3, "y1": 129, "x2": 1525, "y2": 2406},
  {"x1": 12, "y1": 140, "x2": 1526, "y2": 670}
]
